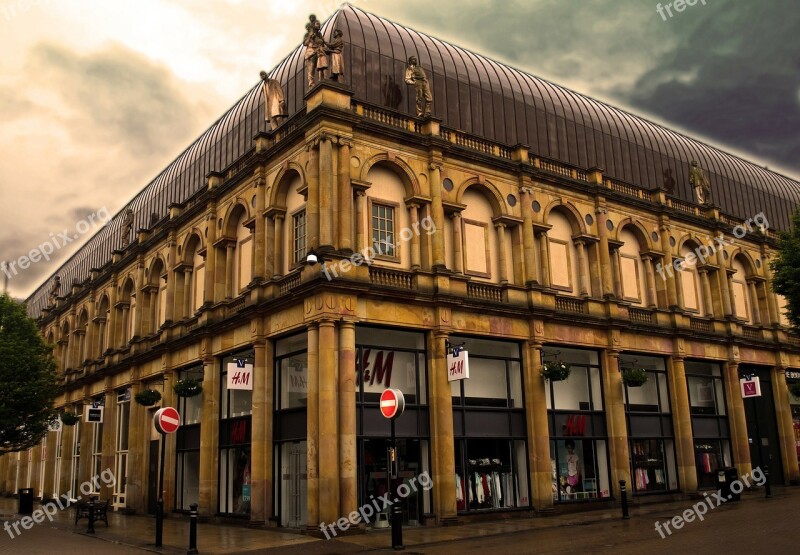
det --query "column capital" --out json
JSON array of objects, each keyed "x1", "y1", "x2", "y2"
[{"x1": 428, "y1": 161, "x2": 443, "y2": 172}]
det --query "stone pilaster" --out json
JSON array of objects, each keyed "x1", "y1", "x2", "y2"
[
  {"x1": 125, "y1": 380, "x2": 146, "y2": 513},
  {"x1": 250, "y1": 328, "x2": 274, "y2": 525},
  {"x1": 101, "y1": 388, "x2": 116, "y2": 495},
  {"x1": 602, "y1": 349, "x2": 630, "y2": 498},
  {"x1": 723, "y1": 361, "x2": 751, "y2": 475},
  {"x1": 338, "y1": 320, "x2": 357, "y2": 518},
  {"x1": 254, "y1": 174, "x2": 267, "y2": 280},
  {"x1": 524, "y1": 340, "x2": 553, "y2": 511},
  {"x1": 318, "y1": 320, "x2": 339, "y2": 524},
  {"x1": 306, "y1": 324, "x2": 320, "y2": 529},
  {"x1": 198, "y1": 354, "x2": 219, "y2": 517},
  {"x1": 428, "y1": 160, "x2": 446, "y2": 269},
  {"x1": 319, "y1": 135, "x2": 334, "y2": 250},
  {"x1": 338, "y1": 140, "x2": 353, "y2": 252},
  {"x1": 518, "y1": 183, "x2": 538, "y2": 284},
  {"x1": 428, "y1": 331, "x2": 456, "y2": 522},
  {"x1": 203, "y1": 202, "x2": 217, "y2": 305},
  {"x1": 667, "y1": 355, "x2": 698, "y2": 493},
  {"x1": 595, "y1": 206, "x2": 614, "y2": 297},
  {"x1": 307, "y1": 143, "x2": 320, "y2": 250}
]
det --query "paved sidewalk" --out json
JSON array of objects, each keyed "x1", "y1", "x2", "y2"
[{"x1": 0, "y1": 488, "x2": 790, "y2": 554}]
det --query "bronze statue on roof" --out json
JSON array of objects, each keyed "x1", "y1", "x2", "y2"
[
  {"x1": 260, "y1": 70, "x2": 287, "y2": 131},
  {"x1": 121, "y1": 208, "x2": 134, "y2": 247},
  {"x1": 689, "y1": 160, "x2": 713, "y2": 206},
  {"x1": 405, "y1": 56, "x2": 432, "y2": 118}
]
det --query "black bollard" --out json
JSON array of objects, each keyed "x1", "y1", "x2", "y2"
[
  {"x1": 619, "y1": 480, "x2": 630, "y2": 519},
  {"x1": 86, "y1": 496, "x2": 96, "y2": 534},
  {"x1": 391, "y1": 501, "x2": 404, "y2": 550},
  {"x1": 187, "y1": 503, "x2": 199, "y2": 555},
  {"x1": 764, "y1": 466, "x2": 771, "y2": 499}
]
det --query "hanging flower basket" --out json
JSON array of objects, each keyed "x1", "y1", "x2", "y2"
[
  {"x1": 789, "y1": 382, "x2": 800, "y2": 398},
  {"x1": 622, "y1": 367, "x2": 649, "y2": 387},
  {"x1": 541, "y1": 360, "x2": 570, "y2": 381},
  {"x1": 60, "y1": 411, "x2": 80, "y2": 426},
  {"x1": 174, "y1": 378, "x2": 203, "y2": 398},
  {"x1": 134, "y1": 389, "x2": 162, "y2": 407}
]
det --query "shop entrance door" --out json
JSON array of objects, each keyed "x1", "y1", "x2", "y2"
[
  {"x1": 360, "y1": 438, "x2": 424, "y2": 526},
  {"x1": 742, "y1": 367, "x2": 784, "y2": 484},
  {"x1": 279, "y1": 441, "x2": 307, "y2": 528}
]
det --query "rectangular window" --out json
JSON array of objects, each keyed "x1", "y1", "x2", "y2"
[
  {"x1": 91, "y1": 396, "x2": 104, "y2": 482},
  {"x1": 463, "y1": 220, "x2": 490, "y2": 277},
  {"x1": 371, "y1": 202, "x2": 396, "y2": 258},
  {"x1": 176, "y1": 365, "x2": 203, "y2": 511},
  {"x1": 292, "y1": 210, "x2": 306, "y2": 265},
  {"x1": 220, "y1": 351, "x2": 253, "y2": 515},
  {"x1": 114, "y1": 388, "x2": 130, "y2": 508}
]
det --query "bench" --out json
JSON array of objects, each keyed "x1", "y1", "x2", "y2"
[{"x1": 74, "y1": 499, "x2": 110, "y2": 527}]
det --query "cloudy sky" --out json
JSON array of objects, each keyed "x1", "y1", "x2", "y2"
[{"x1": 1, "y1": 0, "x2": 798, "y2": 299}]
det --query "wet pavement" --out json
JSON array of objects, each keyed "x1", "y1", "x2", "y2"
[{"x1": 0, "y1": 487, "x2": 796, "y2": 554}]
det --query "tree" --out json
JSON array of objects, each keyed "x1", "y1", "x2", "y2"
[
  {"x1": 771, "y1": 208, "x2": 800, "y2": 332},
  {"x1": 0, "y1": 294, "x2": 59, "y2": 454}
]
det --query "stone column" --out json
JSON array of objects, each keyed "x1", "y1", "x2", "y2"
[
  {"x1": 643, "y1": 255, "x2": 657, "y2": 308},
  {"x1": 162, "y1": 370, "x2": 177, "y2": 513},
  {"x1": 85, "y1": 301, "x2": 96, "y2": 363},
  {"x1": 307, "y1": 144, "x2": 320, "y2": 250},
  {"x1": 524, "y1": 341, "x2": 553, "y2": 510},
  {"x1": 42, "y1": 422, "x2": 57, "y2": 498},
  {"x1": 149, "y1": 290, "x2": 159, "y2": 333},
  {"x1": 78, "y1": 402, "x2": 93, "y2": 486},
  {"x1": 772, "y1": 367, "x2": 800, "y2": 484},
  {"x1": 250, "y1": 335, "x2": 274, "y2": 525},
  {"x1": 596, "y1": 207, "x2": 614, "y2": 297},
  {"x1": 699, "y1": 269, "x2": 714, "y2": 317},
  {"x1": 667, "y1": 356, "x2": 698, "y2": 493},
  {"x1": 762, "y1": 260, "x2": 779, "y2": 325},
  {"x1": 451, "y1": 212, "x2": 463, "y2": 274},
  {"x1": 101, "y1": 389, "x2": 116, "y2": 495},
  {"x1": 602, "y1": 350, "x2": 630, "y2": 498},
  {"x1": 134, "y1": 260, "x2": 145, "y2": 338},
  {"x1": 126, "y1": 380, "x2": 146, "y2": 513},
  {"x1": 306, "y1": 324, "x2": 319, "y2": 529},
  {"x1": 575, "y1": 239, "x2": 589, "y2": 296},
  {"x1": 318, "y1": 320, "x2": 339, "y2": 524},
  {"x1": 338, "y1": 140, "x2": 353, "y2": 252},
  {"x1": 408, "y1": 203, "x2": 421, "y2": 270},
  {"x1": 183, "y1": 269, "x2": 193, "y2": 317},
  {"x1": 611, "y1": 248, "x2": 622, "y2": 298},
  {"x1": 537, "y1": 232, "x2": 551, "y2": 288},
  {"x1": 716, "y1": 251, "x2": 732, "y2": 316},
  {"x1": 496, "y1": 223, "x2": 509, "y2": 285},
  {"x1": 338, "y1": 320, "x2": 357, "y2": 517},
  {"x1": 226, "y1": 243, "x2": 236, "y2": 298},
  {"x1": 723, "y1": 362, "x2": 751, "y2": 475},
  {"x1": 659, "y1": 222, "x2": 678, "y2": 307},
  {"x1": 428, "y1": 161, "x2": 446, "y2": 269},
  {"x1": 518, "y1": 186, "x2": 538, "y2": 284},
  {"x1": 355, "y1": 191, "x2": 366, "y2": 253},
  {"x1": 319, "y1": 136, "x2": 334, "y2": 249},
  {"x1": 254, "y1": 175, "x2": 267, "y2": 280},
  {"x1": 97, "y1": 318, "x2": 107, "y2": 356},
  {"x1": 165, "y1": 237, "x2": 177, "y2": 324},
  {"x1": 273, "y1": 214, "x2": 284, "y2": 278},
  {"x1": 203, "y1": 204, "x2": 217, "y2": 304},
  {"x1": 198, "y1": 355, "x2": 219, "y2": 517},
  {"x1": 675, "y1": 262, "x2": 685, "y2": 309},
  {"x1": 747, "y1": 280, "x2": 761, "y2": 325},
  {"x1": 428, "y1": 331, "x2": 456, "y2": 522}
]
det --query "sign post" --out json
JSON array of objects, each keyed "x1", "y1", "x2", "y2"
[
  {"x1": 153, "y1": 407, "x2": 180, "y2": 548},
  {"x1": 380, "y1": 389, "x2": 405, "y2": 551}
]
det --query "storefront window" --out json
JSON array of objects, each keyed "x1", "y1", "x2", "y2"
[
  {"x1": 176, "y1": 365, "x2": 203, "y2": 511},
  {"x1": 219, "y1": 350, "x2": 253, "y2": 515},
  {"x1": 452, "y1": 336, "x2": 529, "y2": 511},
  {"x1": 113, "y1": 388, "x2": 130, "y2": 508},
  {"x1": 544, "y1": 346, "x2": 611, "y2": 501},
  {"x1": 274, "y1": 332, "x2": 308, "y2": 528},
  {"x1": 356, "y1": 327, "x2": 431, "y2": 525},
  {"x1": 786, "y1": 370, "x2": 800, "y2": 472},
  {"x1": 622, "y1": 354, "x2": 679, "y2": 494},
  {"x1": 685, "y1": 360, "x2": 731, "y2": 489}
]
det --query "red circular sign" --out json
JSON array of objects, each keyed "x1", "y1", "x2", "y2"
[
  {"x1": 154, "y1": 407, "x2": 180, "y2": 434},
  {"x1": 379, "y1": 389, "x2": 405, "y2": 419}
]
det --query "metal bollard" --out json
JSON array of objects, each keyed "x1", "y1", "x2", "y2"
[
  {"x1": 764, "y1": 466, "x2": 771, "y2": 499},
  {"x1": 391, "y1": 501, "x2": 404, "y2": 550},
  {"x1": 619, "y1": 480, "x2": 630, "y2": 519},
  {"x1": 86, "y1": 496, "x2": 96, "y2": 534},
  {"x1": 187, "y1": 503, "x2": 199, "y2": 555}
]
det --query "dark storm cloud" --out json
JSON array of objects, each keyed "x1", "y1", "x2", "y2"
[
  {"x1": 370, "y1": 0, "x2": 800, "y2": 177},
  {"x1": 27, "y1": 42, "x2": 200, "y2": 157}
]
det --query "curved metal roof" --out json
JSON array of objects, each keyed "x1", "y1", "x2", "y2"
[{"x1": 26, "y1": 4, "x2": 800, "y2": 316}]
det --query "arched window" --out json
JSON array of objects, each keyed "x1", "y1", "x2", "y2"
[
  {"x1": 618, "y1": 228, "x2": 646, "y2": 306},
  {"x1": 679, "y1": 243, "x2": 703, "y2": 314},
  {"x1": 235, "y1": 212, "x2": 252, "y2": 292},
  {"x1": 729, "y1": 255, "x2": 759, "y2": 323},
  {"x1": 547, "y1": 210, "x2": 581, "y2": 295},
  {"x1": 75, "y1": 309, "x2": 89, "y2": 366},
  {"x1": 182, "y1": 234, "x2": 205, "y2": 315},
  {"x1": 58, "y1": 321, "x2": 70, "y2": 371},
  {"x1": 364, "y1": 165, "x2": 408, "y2": 265},
  {"x1": 118, "y1": 278, "x2": 135, "y2": 345},
  {"x1": 145, "y1": 259, "x2": 166, "y2": 334}
]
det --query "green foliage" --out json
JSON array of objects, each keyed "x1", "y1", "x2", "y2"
[
  {"x1": 541, "y1": 360, "x2": 570, "y2": 381},
  {"x1": 771, "y1": 209, "x2": 800, "y2": 332},
  {"x1": 60, "y1": 411, "x2": 80, "y2": 426},
  {"x1": 0, "y1": 294, "x2": 58, "y2": 453},
  {"x1": 134, "y1": 389, "x2": 162, "y2": 406},
  {"x1": 173, "y1": 378, "x2": 203, "y2": 397},
  {"x1": 622, "y1": 368, "x2": 649, "y2": 387}
]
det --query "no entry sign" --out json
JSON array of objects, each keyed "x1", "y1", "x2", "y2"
[
  {"x1": 154, "y1": 407, "x2": 180, "y2": 434},
  {"x1": 380, "y1": 389, "x2": 405, "y2": 419}
]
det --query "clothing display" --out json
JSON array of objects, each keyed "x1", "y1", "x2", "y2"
[
  {"x1": 457, "y1": 459, "x2": 516, "y2": 510},
  {"x1": 631, "y1": 440, "x2": 668, "y2": 493}
]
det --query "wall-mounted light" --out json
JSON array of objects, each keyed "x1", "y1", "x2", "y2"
[
  {"x1": 445, "y1": 340, "x2": 466, "y2": 357},
  {"x1": 305, "y1": 249, "x2": 324, "y2": 266}
]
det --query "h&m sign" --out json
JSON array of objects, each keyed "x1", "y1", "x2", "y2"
[{"x1": 446, "y1": 350, "x2": 469, "y2": 382}]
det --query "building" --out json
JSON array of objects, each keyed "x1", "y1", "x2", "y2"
[{"x1": 2, "y1": 5, "x2": 800, "y2": 530}]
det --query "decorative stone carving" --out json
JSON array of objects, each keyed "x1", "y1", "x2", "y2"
[
  {"x1": 260, "y1": 71, "x2": 287, "y2": 131},
  {"x1": 121, "y1": 208, "x2": 134, "y2": 247},
  {"x1": 405, "y1": 56, "x2": 432, "y2": 118},
  {"x1": 689, "y1": 160, "x2": 713, "y2": 206}
]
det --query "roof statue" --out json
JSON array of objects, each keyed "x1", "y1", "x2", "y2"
[
  {"x1": 405, "y1": 56, "x2": 432, "y2": 118},
  {"x1": 120, "y1": 208, "x2": 134, "y2": 248},
  {"x1": 328, "y1": 29, "x2": 345, "y2": 82},
  {"x1": 689, "y1": 160, "x2": 713, "y2": 207},
  {"x1": 303, "y1": 14, "x2": 328, "y2": 88},
  {"x1": 260, "y1": 70, "x2": 287, "y2": 131},
  {"x1": 48, "y1": 276, "x2": 60, "y2": 306}
]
